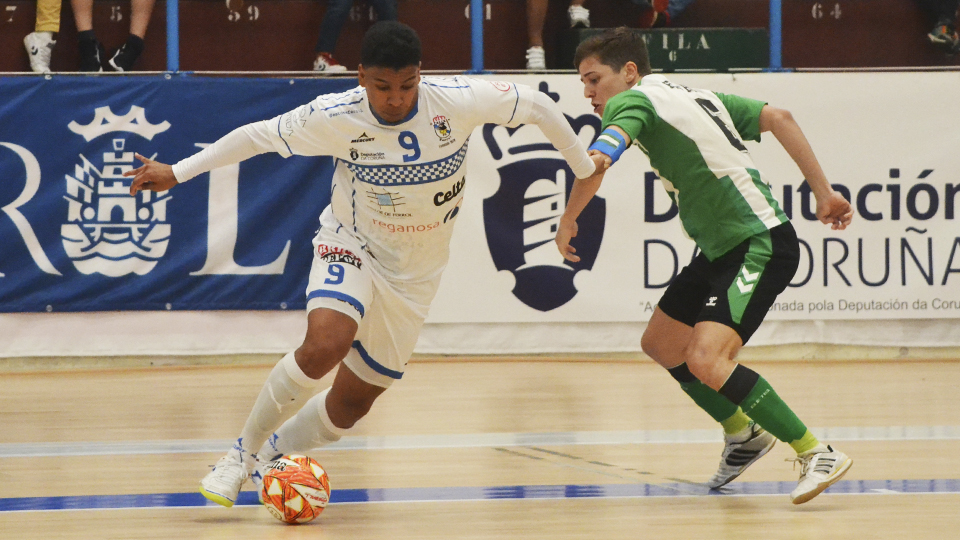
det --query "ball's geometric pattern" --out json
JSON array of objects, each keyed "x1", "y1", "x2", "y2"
[{"x1": 261, "y1": 455, "x2": 331, "y2": 524}]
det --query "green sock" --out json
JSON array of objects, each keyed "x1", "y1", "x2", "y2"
[
  {"x1": 679, "y1": 380, "x2": 742, "y2": 427},
  {"x1": 736, "y1": 376, "x2": 808, "y2": 444}
]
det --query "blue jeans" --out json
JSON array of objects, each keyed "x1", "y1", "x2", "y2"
[{"x1": 316, "y1": 0, "x2": 399, "y2": 53}]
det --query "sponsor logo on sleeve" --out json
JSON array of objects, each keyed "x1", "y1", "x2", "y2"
[
  {"x1": 488, "y1": 81, "x2": 512, "y2": 92},
  {"x1": 317, "y1": 245, "x2": 363, "y2": 269}
]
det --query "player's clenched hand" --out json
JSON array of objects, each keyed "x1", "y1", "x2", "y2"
[
  {"x1": 555, "y1": 217, "x2": 580, "y2": 263},
  {"x1": 588, "y1": 150, "x2": 612, "y2": 173},
  {"x1": 815, "y1": 190, "x2": 854, "y2": 230},
  {"x1": 124, "y1": 153, "x2": 178, "y2": 195}
]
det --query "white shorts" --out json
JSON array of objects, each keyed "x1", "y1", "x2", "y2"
[{"x1": 305, "y1": 224, "x2": 438, "y2": 388}]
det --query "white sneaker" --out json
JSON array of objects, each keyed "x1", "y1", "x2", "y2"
[
  {"x1": 568, "y1": 5, "x2": 590, "y2": 28},
  {"x1": 200, "y1": 453, "x2": 252, "y2": 507},
  {"x1": 313, "y1": 52, "x2": 348, "y2": 72},
  {"x1": 707, "y1": 422, "x2": 777, "y2": 488},
  {"x1": 789, "y1": 445, "x2": 853, "y2": 504},
  {"x1": 525, "y1": 46, "x2": 546, "y2": 70},
  {"x1": 24, "y1": 32, "x2": 56, "y2": 73}
]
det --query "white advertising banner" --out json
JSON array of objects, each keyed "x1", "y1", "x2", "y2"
[{"x1": 428, "y1": 72, "x2": 960, "y2": 323}]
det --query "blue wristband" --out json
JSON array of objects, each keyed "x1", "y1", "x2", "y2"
[{"x1": 588, "y1": 128, "x2": 628, "y2": 164}]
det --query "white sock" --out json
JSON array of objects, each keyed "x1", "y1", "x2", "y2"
[
  {"x1": 233, "y1": 352, "x2": 321, "y2": 461},
  {"x1": 258, "y1": 387, "x2": 347, "y2": 460}
]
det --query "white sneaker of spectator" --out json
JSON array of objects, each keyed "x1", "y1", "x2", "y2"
[
  {"x1": 525, "y1": 46, "x2": 546, "y2": 70},
  {"x1": 568, "y1": 5, "x2": 590, "y2": 28},
  {"x1": 313, "y1": 52, "x2": 348, "y2": 72},
  {"x1": 24, "y1": 32, "x2": 56, "y2": 73}
]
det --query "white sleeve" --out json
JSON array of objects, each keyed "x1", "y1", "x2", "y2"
[
  {"x1": 171, "y1": 120, "x2": 276, "y2": 183},
  {"x1": 513, "y1": 88, "x2": 596, "y2": 180}
]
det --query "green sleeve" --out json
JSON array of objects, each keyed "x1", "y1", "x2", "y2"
[
  {"x1": 713, "y1": 92, "x2": 766, "y2": 143},
  {"x1": 600, "y1": 90, "x2": 657, "y2": 142}
]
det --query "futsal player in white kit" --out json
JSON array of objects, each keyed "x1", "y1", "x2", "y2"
[{"x1": 126, "y1": 21, "x2": 602, "y2": 507}]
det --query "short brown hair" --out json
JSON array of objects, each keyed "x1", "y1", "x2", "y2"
[{"x1": 573, "y1": 27, "x2": 652, "y2": 76}]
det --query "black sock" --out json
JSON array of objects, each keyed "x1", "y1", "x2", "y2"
[
  {"x1": 718, "y1": 364, "x2": 760, "y2": 405},
  {"x1": 124, "y1": 34, "x2": 145, "y2": 55},
  {"x1": 78, "y1": 30, "x2": 97, "y2": 43},
  {"x1": 666, "y1": 363, "x2": 698, "y2": 384}
]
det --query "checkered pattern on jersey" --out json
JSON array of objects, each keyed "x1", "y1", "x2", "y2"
[{"x1": 345, "y1": 142, "x2": 469, "y2": 186}]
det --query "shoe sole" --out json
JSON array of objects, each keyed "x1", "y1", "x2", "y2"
[
  {"x1": 199, "y1": 486, "x2": 236, "y2": 507},
  {"x1": 707, "y1": 435, "x2": 777, "y2": 489},
  {"x1": 790, "y1": 456, "x2": 853, "y2": 504}
]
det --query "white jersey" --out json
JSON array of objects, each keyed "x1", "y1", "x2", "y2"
[
  {"x1": 270, "y1": 76, "x2": 540, "y2": 281},
  {"x1": 173, "y1": 75, "x2": 595, "y2": 283}
]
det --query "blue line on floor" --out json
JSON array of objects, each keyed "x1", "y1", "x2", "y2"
[{"x1": 2, "y1": 479, "x2": 958, "y2": 512}]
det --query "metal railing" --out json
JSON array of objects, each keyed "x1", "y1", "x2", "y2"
[{"x1": 161, "y1": 0, "x2": 786, "y2": 73}]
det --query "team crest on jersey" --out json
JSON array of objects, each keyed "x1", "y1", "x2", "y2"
[
  {"x1": 317, "y1": 245, "x2": 362, "y2": 269},
  {"x1": 432, "y1": 115, "x2": 453, "y2": 141},
  {"x1": 61, "y1": 106, "x2": 172, "y2": 277},
  {"x1": 480, "y1": 88, "x2": 605, "y2": 311}
]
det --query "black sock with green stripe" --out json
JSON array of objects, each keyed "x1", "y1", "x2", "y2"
[
  {"x1": 718, "y1": 364, "x2": 820, "y2": 453},
  {"x1": 668, "y1": 363, "x2": 751, "y2": 434}
]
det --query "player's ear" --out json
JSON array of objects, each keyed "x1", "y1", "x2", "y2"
[
  {"x1": 357, "y1": 64, "x2": 367, "y2": 87},
  {"x1": 622, "y1": 61, "x2": 639, "y2": 84}
]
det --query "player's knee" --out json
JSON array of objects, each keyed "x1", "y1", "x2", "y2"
[
  {"x1": 682, "y1": 341, "x2": 717, "y2": 379},
  {"x1": 640, "y1": 330, "x2": 662, "y2": 360},
  {"x1": 296, "y1": 339, "x2": 352, "y2": 373},
  {"x1": 327, "y1": 394, "x2": 374, "y2": 428}
]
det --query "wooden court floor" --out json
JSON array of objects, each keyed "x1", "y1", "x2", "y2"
[{"x1": 1, "y1": 356, "x2": 958, "y2": 539}]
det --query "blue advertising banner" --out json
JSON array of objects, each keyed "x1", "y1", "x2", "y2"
[{"x1": 0, "y1": 77, "x2": 356, "y2": 312}]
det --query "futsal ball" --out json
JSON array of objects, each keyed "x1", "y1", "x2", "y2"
[{"x1": 260, "y1": 455, "x2": 331, "y2": 524}]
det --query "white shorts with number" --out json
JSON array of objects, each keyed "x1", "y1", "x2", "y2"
[{"x1": 305, "y1": 225, "x2": 438, "y2": 388}]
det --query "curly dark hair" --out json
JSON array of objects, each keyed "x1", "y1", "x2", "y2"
[{"x1": 360, "y1": 21, "x2": 422, "y2": 70}]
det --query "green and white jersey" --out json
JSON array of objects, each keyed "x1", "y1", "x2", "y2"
[{"x1": 602, "y1": 74, "x2": 788, "y2": 260}]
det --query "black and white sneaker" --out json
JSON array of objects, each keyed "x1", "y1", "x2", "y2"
[
  {"x1": 707, "y1": 422, "x2": 777, "y2": 488},
  {"x1": 789, "y1": 445, "x2": 852, "y2": 504},
  {"x1": 79, "y1": 38, "x2": 105, "y2": 72},
  {"x1": 108, "y1": 43, "x2": 142, "y2": 72}
]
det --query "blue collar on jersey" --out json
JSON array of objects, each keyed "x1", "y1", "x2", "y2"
[{"x1": 370, "y1": 100, "x2": 419, "y2": 126}]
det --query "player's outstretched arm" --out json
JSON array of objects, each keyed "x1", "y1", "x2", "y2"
[
  {"x1": 125, "y1": 119, "x2": 285, "y2": 196},
  {"x1": 556, "y1": 153, "x2": 608, "y2": 262},
  {"x1": 759, "y1": 105, "x2": 853, "y2": 230},
  {"x1": 125, "y1": 154, "x2": 178, "y2": 195}
]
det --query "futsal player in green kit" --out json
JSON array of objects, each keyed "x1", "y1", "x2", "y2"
[{"x1": 557, "y1": 28, "x2": 855, "y2": 504}]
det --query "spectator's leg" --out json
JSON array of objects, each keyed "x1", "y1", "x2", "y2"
[
  {"x1": 36, "y1": 0, "x2": 62, "y2": 33},
  {"x1": 369, "y1": 0, "x2": 398, "y2": 22},
  {"x1": 527, "y1": 0, "x2": 547, "y2": 48},
  {"x1": 316, "y1": 0, "x2": 354, "y2": 54},
  {"x1": 525, "y1": 0, "x2": 547, "y2": 69},
  {"x1": 71, "y1": 0, "x2": 94, "y2": 32},
  {"x1": 105, "y1": 0, "x2": 154, "y2": 71},
  {"x1": 129, "y1": 0, "x2": 156, "y2": 38}
]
